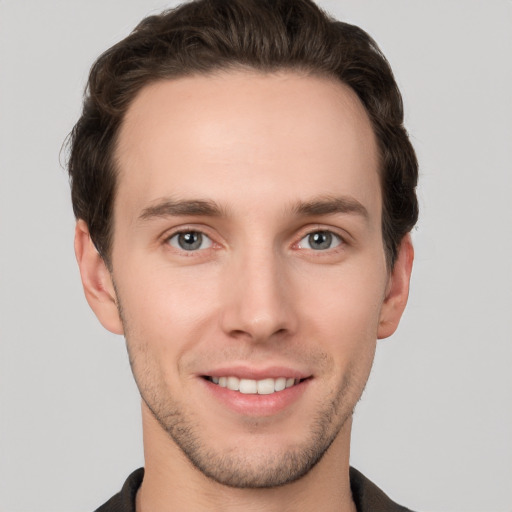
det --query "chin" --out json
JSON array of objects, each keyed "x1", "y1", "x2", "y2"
[{"x1": 142, "y1": 381, "x2": 355, "y2": 489}]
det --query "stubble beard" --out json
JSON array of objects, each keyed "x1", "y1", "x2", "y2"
[
  {"x1": 131, "y1": 349, "x2": 359, "y2": 489},
  {"x1": 115, "y1": 286, "x2": 367, "y2": 489}
]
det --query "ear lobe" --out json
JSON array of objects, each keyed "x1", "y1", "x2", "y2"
[
  {"x1": 377, "y1": 234, "x2": 414, "y2": 340},
  {"x1": 74, "y1": 220, "x2": 124, "y2": 335}
]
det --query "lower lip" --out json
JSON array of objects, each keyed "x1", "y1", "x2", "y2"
[{"x1": 201, "y1": 378, "x2": 311, "y2": 417}]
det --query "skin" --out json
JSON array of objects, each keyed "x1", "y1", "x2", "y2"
[{"x1": 75, "y1": 70, "x2": 413, "y2": 512}]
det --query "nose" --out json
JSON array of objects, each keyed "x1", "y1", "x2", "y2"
[{"x1": 219, "y1": 247, "x2": 298, "y2": 343}]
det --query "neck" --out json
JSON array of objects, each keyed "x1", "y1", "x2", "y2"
[{"x1": 136, "y1": 404, "x2": 356, "y2": 512}]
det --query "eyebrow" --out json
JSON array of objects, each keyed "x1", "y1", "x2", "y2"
[
  {"x1": 292, "y1": 196, "x2": 369, "y2": 219},
  {"x1": 137, "y1": 195, "x2": 368, "y2": 223},
  {"x1": 138, "y1": 199, "x2": 225, "y2": 221}
]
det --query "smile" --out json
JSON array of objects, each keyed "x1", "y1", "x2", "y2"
[{"x1": 205, "y1": 376, "x2": 303, "y2": 395}]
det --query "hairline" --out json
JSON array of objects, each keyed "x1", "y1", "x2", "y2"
[{"x1": 102, "y1": 65, "x2": 391, "y2": 269}]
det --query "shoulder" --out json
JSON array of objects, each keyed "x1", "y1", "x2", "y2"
[
  {"x1": 94, "y1": 468, "x2": 144, "y2": 512},
  {"x1": 350, "y1": 467, "x2": 415, "y2": 512},
  {"x1": 93, "y1": 466, "x2": 414, "y2": 512}
]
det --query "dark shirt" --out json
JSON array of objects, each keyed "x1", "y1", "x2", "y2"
[{"x1": 95, "y1": 467, "x2": 414, "y2": 512}]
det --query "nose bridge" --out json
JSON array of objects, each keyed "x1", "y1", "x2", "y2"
[{"x1": 221, "y1": 239, "x2": 296, "y2": 341}]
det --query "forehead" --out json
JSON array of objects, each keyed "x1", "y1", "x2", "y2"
[{"x1": 115, "y1": 70, "x2": 380, "y2": 219}]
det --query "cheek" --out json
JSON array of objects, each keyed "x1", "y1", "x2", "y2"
[
  {"x1": 118, "y1": 272, "x2": 214, "y2": 398},
  {"x1": 297, "y1": 259, "x2": 387, "y2": 354},
  {"x1": 115, "y1": 262, "x2": 221, "y2": 351}
]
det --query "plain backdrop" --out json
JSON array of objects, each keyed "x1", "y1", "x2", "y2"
[{"x1": 0, "y1": 1, "x2": 511, "y2": 511}]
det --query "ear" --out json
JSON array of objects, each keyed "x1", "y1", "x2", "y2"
[
  {"x1": 74, "y1": 219, "x2": 124, "y2": 335},
  {"x1": 377, "y1": 234, "x2": 414, "y2": 340}
]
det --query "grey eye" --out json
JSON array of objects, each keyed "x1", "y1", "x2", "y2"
[
  {"x1": 298, "y1": 231, "x2": 341, "y2": 251},
  {"x1": 168, "y1": 231, "x2": 212, "y2": 251}
]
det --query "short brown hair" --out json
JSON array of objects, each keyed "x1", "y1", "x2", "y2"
[{"x1": 68, "y1": 0, "x2": 418, "y2": 268}]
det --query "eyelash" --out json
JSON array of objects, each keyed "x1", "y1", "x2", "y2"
[
  {"x1": 165, "y1": 229, "x2": 215, "y2": 253},
  {"x1": 296, "y1": 230, "x2": 344, "y2": 251},
  {"x1": 162, "y1": 226, "x2": 347, "y2": 255}
]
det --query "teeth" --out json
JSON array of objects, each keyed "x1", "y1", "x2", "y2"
[
  {"x1": 209, "y1": 376, "x2": 301, "y2": 394},
  {"x1": 227, "y1": 376, "x2": 240, "y2": 391},
  {"x1": 275, "y1": 377, "x2": 286, "y2": 392},
  {"x1": 257, "y1": 378, "x2": 275, "y2": 395},
  {"x1": 239, "y1": 378, "x2": 257, "y2": 394}
]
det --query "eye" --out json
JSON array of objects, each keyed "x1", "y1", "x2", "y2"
[
  {"x1": 297, "y1": 230, "x2": 342, "y2": 251},
  {"x1": 167, "y1": 231, "x2": 213, "y2": 251}
]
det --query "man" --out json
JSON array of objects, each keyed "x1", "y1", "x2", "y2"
[{"x1": 69, "y1": 0, "x2": 418, "y2": 510}]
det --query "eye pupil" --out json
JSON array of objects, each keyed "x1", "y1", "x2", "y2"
[
  {"x1": 309, "y1": 231, "x2": 332, "y2": 250},
  {"x1": 178, "y1": 232, "x2": 202, "y2": 250}
]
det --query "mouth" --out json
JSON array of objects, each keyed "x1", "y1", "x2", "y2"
[{"x1": 203, "y1": 376, "x2": 308, "y2": 395}]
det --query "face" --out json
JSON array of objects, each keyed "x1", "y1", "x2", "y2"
[{"x1": 77, "y1": 70, "x2": 412, "y2": 488}]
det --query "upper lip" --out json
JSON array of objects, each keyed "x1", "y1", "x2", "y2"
[{"x1": 200, "y1": 366, "x2": 311, "y2": 380}]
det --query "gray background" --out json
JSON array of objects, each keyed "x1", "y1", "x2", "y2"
[{"x1": 0, "y1": 1, "x2": 511, "y2": 511}]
